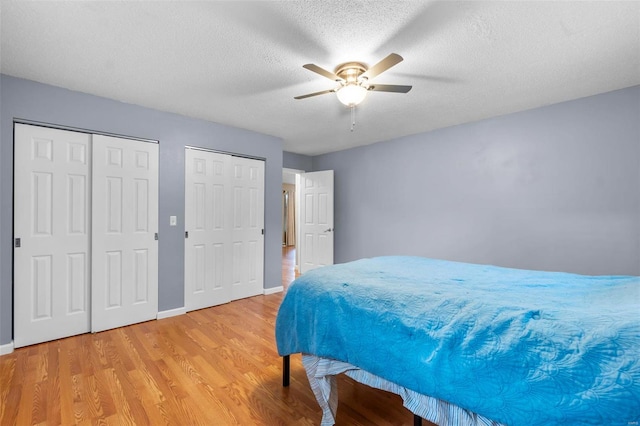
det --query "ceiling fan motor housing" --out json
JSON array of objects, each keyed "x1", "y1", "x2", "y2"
[{"x1": 335, "y1": 62, "x2": 368, "y2": 86}]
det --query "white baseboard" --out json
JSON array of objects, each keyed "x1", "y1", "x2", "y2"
[
  {"x1": 157, "y1": 307, "x2": 186, "y2": 320},
  {"x1": 264, "y1": 286, "x2": 283, "y2": 295},
  {"x1": 0, "y1": 341, "x2": 14, "y2": 356}
]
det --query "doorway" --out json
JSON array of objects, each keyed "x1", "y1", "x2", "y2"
[
  {"x1": 282, "y1": 168, "x2": 301, "y2": 285},
  {"x1": 281, "y1": 168, "x2": 335, "y2": 283}
]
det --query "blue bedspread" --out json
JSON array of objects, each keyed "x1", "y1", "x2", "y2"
[{"x1": 275, "y1": 256, "x2": 640, "y2": 425}]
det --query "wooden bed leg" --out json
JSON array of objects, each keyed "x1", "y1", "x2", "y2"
[
  {"x1": 283, "y1": 355, "x2": 290, "y2": 387},
  {"x1": 413, "y1": 414, "x2": 422, "y2": 426}
]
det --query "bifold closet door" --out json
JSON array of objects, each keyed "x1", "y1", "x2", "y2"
[
  {"x1": 13, "y1": 124, "x2": 92, "y2": 347},
  {"x1": 184, "y1": 149, "x2": 232, "y2": 311},
  {"x1": 91, "y1": 135, "x2": 159, "y2": 333}
]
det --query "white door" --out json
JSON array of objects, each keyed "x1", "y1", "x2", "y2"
[
  {"x1": 229, "y1": 156, "x2": 265, "y2": 300},
  {"x1": 91, "y1": 135, "x2": 159, "y2": 333},
  {"x1": 14, "y1": 124, "x2": 92, "y2": 347},
  {"x1": 299, "y1": 170, "x2": 334, "y2": 273},
  {"x1": 184, "y1": 148, "x2": 231, "y2": 311}
]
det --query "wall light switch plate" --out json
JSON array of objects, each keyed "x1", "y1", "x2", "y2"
[{"x1": 170, "y1": 216, "x2": 177, "y2": 226}]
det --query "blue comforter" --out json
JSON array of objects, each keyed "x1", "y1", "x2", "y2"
[{"x1": 275, "y1": 256, "x2": 640, "y2": 425}]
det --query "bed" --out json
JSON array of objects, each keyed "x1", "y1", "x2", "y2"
[{"x1": 275, "y1": 256, "x2": 640, "y2": 426}]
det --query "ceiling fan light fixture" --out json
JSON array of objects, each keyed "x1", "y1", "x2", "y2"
[{"x1": 336, "y1": 83, "x2": 368, "y2": 106}]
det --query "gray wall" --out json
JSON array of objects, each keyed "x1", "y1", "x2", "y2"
[
  {"x1": 313, "y1": 86, "x2": 640, "y2": 276},
  {"x1": 283, "y1": 151, "x2": 312, "y2": 171},
  {"x1": 0, "y1": 74, "x2": 283, "y2": 346}
]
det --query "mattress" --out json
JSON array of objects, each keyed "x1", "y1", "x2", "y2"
[{"x1": 275, "y1": 256, "x2": 640, "y2": 425}]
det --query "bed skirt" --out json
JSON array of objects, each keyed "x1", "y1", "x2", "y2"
[{"x1": 302, "y1": 354, "x2": 504, "y2": 426}]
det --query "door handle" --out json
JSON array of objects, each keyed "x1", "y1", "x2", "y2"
[{"x1": 324, "y1": 228, "x2": 333, "y2": 232}]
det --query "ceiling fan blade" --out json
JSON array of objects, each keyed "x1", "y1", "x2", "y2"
[
  {"x1": 361, "y1": 53, "x2": 404, "y2": 80},
  {"x1": 368, "y1": 84, "x2": 412, "y2": 93},
  {"x1": 294, "y1": 89, "x2": 336, "y2": 100},
  {"x1": 303, "y1": 64, "x2": 343, "y2": 81}
]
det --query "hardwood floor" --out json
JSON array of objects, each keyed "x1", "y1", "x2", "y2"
[{"x1": 0, "y1": 248, "x2": 434, "y2": 425}]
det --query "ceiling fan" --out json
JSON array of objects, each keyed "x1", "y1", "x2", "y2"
[{"x1": 294, "y1": 53, "x2": 412, "y2": 107}]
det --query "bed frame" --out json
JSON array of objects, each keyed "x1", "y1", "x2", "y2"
[{"x1": 282, "y1": 354, "x2": 425, "y2": 426}]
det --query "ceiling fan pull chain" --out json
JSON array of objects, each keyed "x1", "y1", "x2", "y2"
[{"x1": 350, "y1": 105, "x2": 356, "y2": 132}]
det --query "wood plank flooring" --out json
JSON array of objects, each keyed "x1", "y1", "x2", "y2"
[{"x1": 0, "y1": 247, "x2": 435, "y2": 425}]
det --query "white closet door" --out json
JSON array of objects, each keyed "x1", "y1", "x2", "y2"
[
  {"x1": 13, "y1": 124, "x2": 92, "y2": 348},
  {"x1": 230, "y1": 156, "x2": 264, "y2": 300},
  {"x1": 91, "y1": 135, "x2": 159, "y2": 332},
  {"x1": 184, "y1": 149, "x2": 231, "y2": 311}
]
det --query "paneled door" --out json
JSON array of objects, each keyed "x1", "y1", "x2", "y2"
[
  {"x1": 184, "y1": 149, "x2": 264, "y2": 310},
  {"x1": 229, "y1": 156, "x2": 264, "y2": 300},
  {"x1": 91, "y1": 135, "x2": 159, "y2": 333},
  {"x1": 14, "y1": 124, "x2": 92, "y2": 347},
  {"x1": 14, "y1": 125, "x2": 159, "y2": 346},
  {"x1": 184, "y1": 148, "x2": 232, "y2": 311},
  {"x1": 299, "y1": 170, "x2": 334, "y2": 274}
]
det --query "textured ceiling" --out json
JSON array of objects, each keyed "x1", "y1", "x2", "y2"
[{"x1": 1, "y1": 1, "x2": 639, "y2": 155}]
